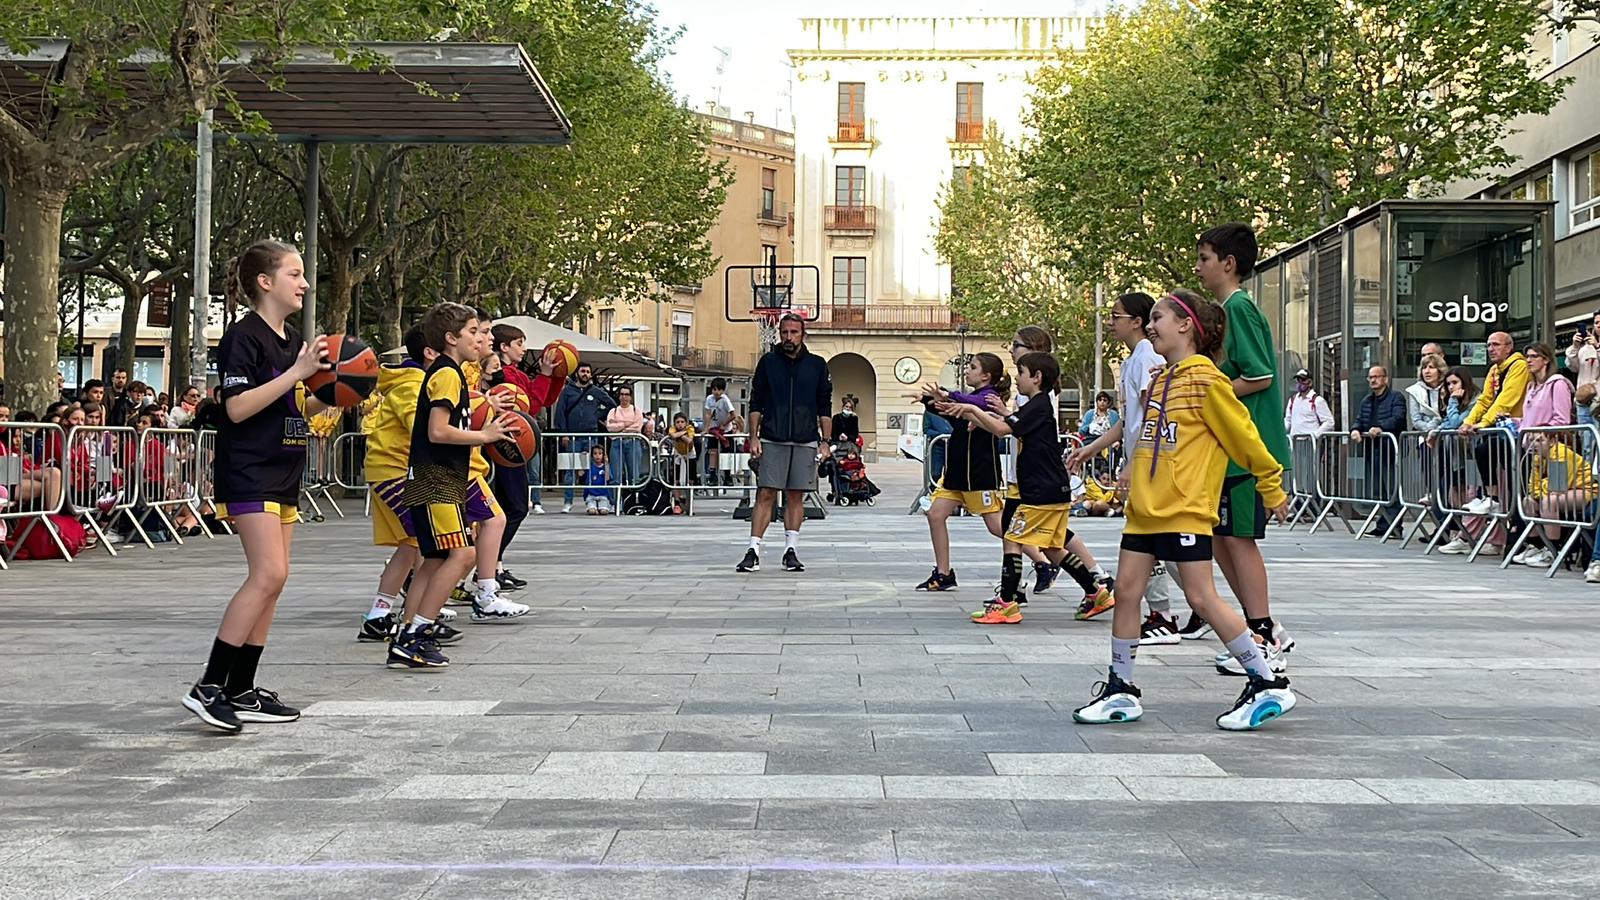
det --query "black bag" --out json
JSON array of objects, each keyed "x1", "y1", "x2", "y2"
[{"x1": 622, "y1": 478, "x2": 675, "y2": 515}]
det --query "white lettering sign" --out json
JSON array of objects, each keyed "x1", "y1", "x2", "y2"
[{"x1": 1426, "y1": 294, "x2": 1507, "y2": 324}]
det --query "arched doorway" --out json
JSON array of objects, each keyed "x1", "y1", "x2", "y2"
[{"x1": 827, "y1": 352, "x2": 877, "y2": 451}]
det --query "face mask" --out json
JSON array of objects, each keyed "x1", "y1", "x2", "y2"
[{"x1": 1296, "y1": 381, "x2": 1310, "y2": 394}]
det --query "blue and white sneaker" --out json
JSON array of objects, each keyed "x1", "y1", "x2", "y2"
[
  {"x1": 1071, "y1": 672, "x2": 1144, "y2": 724},
  {"x1": 1216, "y1": 674, "x2": 1296, "y2": 731},
  {"x1": 1215, "y1": 624, "x2": 1294, "y2": 676},
  {"x1": 387, "y1": 630, "x2": 449, "y2": 670},
  {"x1": 1032, "y1": 563, "x2": 1059, "y2": 594}
]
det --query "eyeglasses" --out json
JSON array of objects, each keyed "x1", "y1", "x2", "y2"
[
  {"x1": 1106, "y1": 313, "x2": 1137, "y2": 323},
  {"x1": 1010, "y1": 340, "x2": 1028, "y2": 350}
]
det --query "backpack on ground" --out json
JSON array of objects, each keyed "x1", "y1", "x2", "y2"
[
  {"x1": 621, "y1": 478, "x2": 675, "y2": 515},
  {"x1": 7, "y1": 514, "x2": 89, "y2": 560}
]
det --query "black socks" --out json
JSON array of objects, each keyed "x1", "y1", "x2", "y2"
[
  {"x1": 201, "y1": 638, "x2": 239, "y2": 687},
  {"x1": 1000, "y1": 553, "x2": 1025, "y2": 602},
  {"x1": 224, "y1": 643, "x2": 265, "y2": 697}
]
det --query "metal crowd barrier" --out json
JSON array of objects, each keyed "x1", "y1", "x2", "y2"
[
  {"x1": 330, "y1": 431, "x2": 371, "y2": 517},
  {"x1": 136, "y1": 427, "x2": 208, "y2": 545},
  {"x1": 1284, "y1": 434, "x2": 1320, "y2": 529},
  {"x1": 1308, "y1": 431, "x2": 1402, "y2": 539},
  {"x1": 0, "y1": 422, "x2": 69, "y2": 569},
  {"x1": 1501, "y1": 424, "x2": 1600, "y2": 577},
  {"x1": 1395, "y1": 431, "x2": 1436, "y2": 548},
  {"x1": 909, "y1": 433, "x2": 952, "y2": 514},
  {"x1": 194, "y1": 430, "x2": 232, "y2": 535},
  {"x1": 1420, "y1": 426, "x2": 1519, "y2": 561},
  {"x1": 298, "y1": 433, "x2": 342, "y2": 523},
  {"x1": 543, "y1": 431, "x2": 662, "y2": 511},
  {"x1": 63, "y1": 425, "x2": 151, "y2": 555}
]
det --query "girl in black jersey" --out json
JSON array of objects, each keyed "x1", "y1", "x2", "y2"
[{"x1": 182, "y1": 240, "x2": 329, "y2": 733}]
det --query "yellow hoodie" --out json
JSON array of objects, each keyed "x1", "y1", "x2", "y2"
[
  {"x1": 1127, "y1": 354, "x2": 1287, "y2": 535},
  {"x1": 364, "y1": 362, "x2": 426, "y2": 483}
]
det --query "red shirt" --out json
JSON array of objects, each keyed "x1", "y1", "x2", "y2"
[{"x1": 500, "y1": 362, "x2": 561, "y2": 414}]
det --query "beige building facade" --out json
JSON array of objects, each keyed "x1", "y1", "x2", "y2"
[{"x1": 786, "y1": 16, "x2": 1094, "y2": 453}]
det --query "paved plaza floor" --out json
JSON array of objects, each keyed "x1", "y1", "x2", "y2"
[{"x1": 4, "y1": 460, "x2": 1600, "y2": 898}]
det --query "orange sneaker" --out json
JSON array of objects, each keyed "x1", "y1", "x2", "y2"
[
  {"x1": 973, "y1": 601, "x2": 1022, "y2": 624},
  {"x1": 1075, "y1": 587, "x2": 1115, "y2": 621}
]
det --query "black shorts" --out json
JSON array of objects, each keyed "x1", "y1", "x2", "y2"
[
  {"x1": 1001, "y1": 496, "x2": 1022, "y2": 533},
  {"x1": 1121, "y1": 531, "x2": 1213, "y2": 563},
  {"x1": 1215, "y1": 474, "x2": 1267, "y2": 540}
]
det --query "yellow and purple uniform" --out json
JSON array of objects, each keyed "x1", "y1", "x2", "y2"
[{"x1": 366, "y1": 361, "x2": 426, "y2": 547}]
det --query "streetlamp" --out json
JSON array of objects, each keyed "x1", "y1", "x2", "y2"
[
  {"x1": 69, "y1": 249, "x2": 92, "y2": 393},
  {"x1": 955, "y1": 321, "x2": 971, "y2": 373}
]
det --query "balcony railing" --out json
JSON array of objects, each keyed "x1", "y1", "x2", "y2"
[
  {"x1": 835, "y1": 121, "x2": 868, "y2": 143},
  {"x1": 758, "y1": 200, "x2": 790, "y2": 226},
  {"x1": 954, "y1": 121, "x2": 984, "y2": 143},
  {"x1": 824, "y1": 205, "x2": 877, "y2": 232},
  {"x1": 812, "y1": 304, "x2": 965, "y2": 331},
  {"x1": 671, "y1": 347, "x2": 759, "y2": 373}
]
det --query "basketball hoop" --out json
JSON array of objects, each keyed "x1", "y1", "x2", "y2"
[{"x1": 752, "y1": 307, "x2": 787, "y2": 351}]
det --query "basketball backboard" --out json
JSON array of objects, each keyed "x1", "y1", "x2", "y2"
[{"x1": 723, "y1": 263, "x2": 819, "y2": 324}]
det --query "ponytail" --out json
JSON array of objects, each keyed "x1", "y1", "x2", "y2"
[
  {"x1": 225, "y1": 239, "x2": 299, "y2": 317},
  {"x1": 972, "y1": 352, "x2": 1010, "y2": 401}
]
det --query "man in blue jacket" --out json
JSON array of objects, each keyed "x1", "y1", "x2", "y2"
[
  {"x1": 1351, "y1": 364, "x2": 1407, "y2": 537},
  {"x1": 737, "y1": 314, "x2": 832, "y2": 573},
  {"x1": 554, "y1": 362, "x2": 617, "y2": 513}
]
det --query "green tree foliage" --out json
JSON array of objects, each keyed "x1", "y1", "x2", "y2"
[{"x1": 934, "y1": 137, "x2": 1104, "y2": 397}]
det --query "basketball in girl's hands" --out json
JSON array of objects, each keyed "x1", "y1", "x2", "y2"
[
  {"x1": 487, "y1": 411, "x2": 539, "y2": 468},
  {"x1": 544, "y1": 340, "x2": 581, "y2": 381},
  {"x1": 487, "y1": 382, "x2": 531, "y2": 414},
  {"x1": 306, "y1": 333, "x2": 379, "y2": 407}
]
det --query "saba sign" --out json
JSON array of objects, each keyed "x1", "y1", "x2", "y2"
[{"x1": 1426, "y1": 295, "x2": 1508, "y2": 324}]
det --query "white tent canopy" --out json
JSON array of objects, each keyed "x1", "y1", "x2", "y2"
[{"x1": 493, "y1": 316, "x2": 681, "y2": 381}]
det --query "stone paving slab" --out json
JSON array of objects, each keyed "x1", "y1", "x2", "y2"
[{"x1": 5, "y1": 460, "x2": 1600, "y2": 897}]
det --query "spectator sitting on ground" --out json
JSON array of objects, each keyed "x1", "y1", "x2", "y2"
[
  {"x1": 1072, "y1": 472, "x2": 1123, "y2": 518},
  {"x1": 1513, "y1": 431, "x2": 1596, "y2": 569},
  {"x1": 1406, "y1": 353, "x2": 1447, "y2": 432},
  {"x1": 1284, "y1": 368, "x2": 1335, "y2": 437},
  {"x1": 583, "y1": 443, "x2": 614, "y2": 515},
  {"x1": 2, "y1": 413, "x2": 64, "y2": 511}
]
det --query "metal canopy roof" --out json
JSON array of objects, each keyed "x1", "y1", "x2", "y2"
[{"x1": 0, "y1": 40, "x2": 573, "y2": 145}]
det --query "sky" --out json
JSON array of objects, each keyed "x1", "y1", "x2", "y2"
[{"x1": 650, "y1": 1, "x2": 1102, "y2": 128}]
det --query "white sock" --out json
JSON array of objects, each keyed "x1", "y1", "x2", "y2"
[
  {"x1": 476, "y1": 578, "x2": 499, "y2": 598},
  {"x1": 749, "y1": 536, "x2": 762, "y2": 552},
  {"x1": 785, "y1": 530, "x2": 799, "y2": 551},
  {"x1": 408, "y1": 613, "x2": 434, "y2": 634},
  {"x1": 367, "y1": 592, "x2": 397, "y2": 620}
]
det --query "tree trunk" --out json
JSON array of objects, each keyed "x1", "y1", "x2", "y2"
[
  {"x1": 170, "y1": 277, "x2": 192, "y2": 391},
  {"x1": 322, "y1": 246, "x2": 354, "y2": 334},
  {"x1": 2, "y1": 179, "x2": 69, "y2": 413},
  {"x1": 380, "y1": 266, "x2": 405, "y2": 352},
  {"x1": 116, "y1": 281, "x2": 146, "y2": 377}
]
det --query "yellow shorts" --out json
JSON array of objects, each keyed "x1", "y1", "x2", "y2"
[
  {"x1": 215, "y1": 500, "x2": 299, "y2": 524},
  {"x1": 931, "y1": 482, "x2": 1004, "y2": 516},
  {"x1": 370, "y1": 479, "x2": 418, "y2": 548},
  {"x1": 1004, "y1": 503, "x2": 1070, "y2": 550},
  {"x1": 412, "y1": 501, "x2": 472, "y2": 560},
  {"x1": 1005, "y1": 483, "x2": 1021, "y2": 500}
]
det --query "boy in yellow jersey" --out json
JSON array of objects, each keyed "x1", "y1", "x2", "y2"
[
  {"x1": 938, "y1": 352, "x2": 1075, "y2": 624},
  {"x1": 456, "y1": 317, "x2": 529, "y2": 622},
  {"x1": 1073, "y1": 289, "x2": 1296, "y2": 731},
  {"x1": 357, "y1": 324, "x2": 432, "y2": 643}
]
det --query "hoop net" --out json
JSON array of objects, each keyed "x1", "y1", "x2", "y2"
[{"x1": 753, "y1": 308, "x2": 786, "y2": 350}]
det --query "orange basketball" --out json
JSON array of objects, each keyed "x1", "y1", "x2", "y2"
[
  {"x1": 468, "y1": 391, "x2": 490, "y2": 430},
  {"x1": 545, "y1": 340, "x2": 581, "y2": 381},
  {"x1": 487, "y1": 410, "x2": 539, "y2": 468},
  {"x1": 306, "y1": 333, "x2": 379, "y2": 407},
  {"x1": 487, "y1": 382, "x2": 531, "y2": 414}
]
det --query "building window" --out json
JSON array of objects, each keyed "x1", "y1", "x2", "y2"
[
  {"x1": 761, "y1": 167, "x2": 777, "y2": 219},
  {"x1": 599, "y1": 309, "x2": 615, "y2": 343},
  {"x1": 762, "y1": 244, "x2": 777, "y2": 268},
  {"x1": 832, "y1": 257, "x2": 866, "y2": 305},
  {"x1": 1502, "y1": 168, "x2": 1552, "y2": 202},
  {"x1": 834, "y1": 166, "x2": 866, "y2": 206},
  {"x1": 672, "y1": 323, "x2": 690, "y2": 358},
  {"x1": 1574, "y1": 149, "x2": 1600, "y2": 230},
  {"x1": 956, "y1": 83, "x2": 983, "y2": 142},
  {"x1": 952, "y1": 165, "x2": 975, "y2": 188},
  {"x1": 837, "y1": 83, "x2": 865, "y2": 141}
]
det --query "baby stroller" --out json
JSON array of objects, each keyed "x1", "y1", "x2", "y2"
[{"x1": 824, "y1": 439, "x2": 880, "y2": 506}]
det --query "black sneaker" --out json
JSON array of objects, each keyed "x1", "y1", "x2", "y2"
[
  {"x1": 446, "y1": 584, "x2": 474, "y2": 607},
  {"x1": 228, "y1": 686, "x2": 301, "y2": 723},
  {"x1": 497, "y1": 569, "x2": 528, "y2": 591},
  {"x1": 182, "y1": 683, "x2": 243, "y2": 733},
  {"x1": 736, "y1": 549, "x2": 760, "y2": 572},
  {"x1": 782, "y1": 549, "x2": 805, "y2": 572},
  {"x1": 1178, "y1": 613, "x2": 1213, "y2": 640},
  {"x1": 357, "y1": 613, "x2": 396, "y2": 643},
  {"x1": 1032, "y1": 563, "x2": 1059, "y2": 594},
  {"x1": 915, "y1": 568, "x2": 958, "y2": 591},
  {"x1": 423, "y1": 621, "x2": 464, "y2": 646},
  {"x1": 388, "y1": 630, "x2": 449, "y2": 670},
  {"x1": 1139, "y1": 611, "x2": 1181, "y2": 645}
]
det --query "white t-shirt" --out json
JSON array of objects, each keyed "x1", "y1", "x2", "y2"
[
  {"x1": 1120, "y1": 339, "x2": 1163, "y2": 452},
  {"x1": 703, "y1": 393, "x2": 734, "y2": 430}
]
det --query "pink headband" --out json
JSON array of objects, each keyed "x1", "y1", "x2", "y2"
[{"x1": 1165, "y1": 293, "x2": 1204, "y2": 339}]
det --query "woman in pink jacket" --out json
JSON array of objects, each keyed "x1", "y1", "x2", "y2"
[{"x1": 605, "y1": 386, "x2": 655, "y2": 489}]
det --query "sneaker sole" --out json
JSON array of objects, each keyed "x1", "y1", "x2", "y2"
[
  {"x1": 1139, "y1": 634, "x2": 1181, "y2": 646},
  {"x1": 472, "y1": 612, "x2": 530, "y2": 623},
  {"x1": 181, "y1": 693, "x2": 243, "y2": 733},
  {"x1": 1072, "y1": 709, "x2": 1142, "y2": 724},
  {"x1": 1180, "y1": 627, "x2": 1214, "y2": 640},
  {"x1": 356, "y1": 631, "x2": 389, "y2": 643},
  {"x1": 1218, "y1": 696, "x2": 1296, "y2": 731},
  {"x1": 784, "y1": 565, "x2": 805, "y2": 572},
  {"x1": 387, "y1": 657, "x2": 449, "y2": 670},
  {"x1": 1076, "y1": 603, "x2": 1115, "y2": 621},
  {"x1": 737, "y1": 565, "x2": 760, "y2": 573},
  {"x1": 232, "y1": 708, "x2": 300, "y2": 724}
]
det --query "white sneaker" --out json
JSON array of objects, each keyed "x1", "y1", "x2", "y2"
[
  {"x1": 1216, "y1": 676, "x2": 1296, "y2": 731},
  {"x1": 917, "y1": 495, "x2": 933, "y2": 513},
  {"x1": 561, "y1": 502, "x2": 572, "y2": 514},
  {"x1": 472, "y1": 595, "x2": 530, "y2": 621},
  {"x1": 437, "y1": 607, "x2": 457, "y2": 622},
  {"x1": 533, "y1": 505, "x2": 545, "y2": 515},
  {"x1": 1437, "y1": 537, "x2": 1472, "y2": 555},
  {"x1": 1586, "y1": 561, "x2": 1600, "y2": 584},
  {"x1": 1464, "y1": 497, "x2": 1500, "y2": 516},
  {"x1": 1071, "y1": 674, "x2": 1143, "y2": 724},
  {"x1": 1521, "y1": 547, "x2": 1555, "y2": 568},
  {"x1": 1215, "y1": 636, "x2": 1288, "y2": 677},
  {"x1": 1510, "y1": 546, "x2": 1539, "y2": 566}
]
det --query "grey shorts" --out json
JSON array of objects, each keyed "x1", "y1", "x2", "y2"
[{"x1": 756, "y1": 441, "x2": 819, "y2": 492}]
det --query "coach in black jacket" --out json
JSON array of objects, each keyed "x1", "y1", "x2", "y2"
[
  {"x1": 736, "y1": 313, "x2": 832, "y2": 574},
  {"x1": 1352, "y1": 365, "x2": 1407, "y2": 536}
]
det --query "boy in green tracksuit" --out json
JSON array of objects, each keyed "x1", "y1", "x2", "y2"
[{"x1": 1193, "y1": 223, "x2": 1295, "y2": 676}]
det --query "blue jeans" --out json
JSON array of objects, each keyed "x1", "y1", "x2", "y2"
[
  {"x1": 561, "y1": 437, "x2": 593, "y2": 504},
  {"x1": 611, "y1": 437, "x2": 643, "y2": 487},
  {"x1": 526, "y1": 448, "x2": 543, "y2": 505}
]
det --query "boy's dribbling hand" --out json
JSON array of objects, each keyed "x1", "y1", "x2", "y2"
[
  {"x1": 1268, "y1": 500, "x2": 1292, "y2": 523},
  {"x1": 292, "y1": 336, "x2": 331, "y2": 381}
]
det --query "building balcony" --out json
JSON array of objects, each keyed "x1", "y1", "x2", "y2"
[
  {"x1": 952, "y1": 121, "x2": 984, "y2": 145},
  {"x1": 831, "y1": 120, "x2": 877, "y2": 147},
  {"x1": 757, "y1": 200, "x2": 791, "y2": 226},
  {"x1": 812, "y1": 304, "x2": 966, "y2": 332},
  {"x1": 824, "y1": 205, "x2": 877, "y2": 233},
  {"x1": 671, "y1": 347, "x2": 759, "y2": 373}
]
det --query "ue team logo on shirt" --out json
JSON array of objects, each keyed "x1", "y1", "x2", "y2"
[
  {"x1": 283, "y1": 416, "x2": 309, "y2": 448},
  {"x1": 1140, "y1": 418, "x2": 1178, "y2": 445}
]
